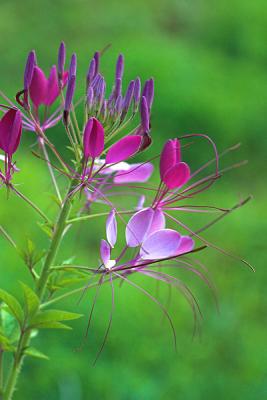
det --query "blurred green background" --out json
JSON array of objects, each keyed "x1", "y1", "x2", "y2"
[{"x1": 0, "y1": 0, "x2": 266, "y2": 399}]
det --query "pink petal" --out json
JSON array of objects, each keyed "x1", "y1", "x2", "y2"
[
  {"x1": 100, "y1": 239, "x2": 111, "y2": 266},
  {"x1": 126, "y1": 208, "x2": 165, "y2": 247},
  {"x1": 29, "y1": 66, "x2": 48, "y2": 107},
  {"x1": 106, "y1": 135, "x2": 142, "y2": 164},
  {"x1": 160, "y1": 139, "x2": 181, "y2": 180},
  {"x1": 106, "y1": 209, "x2": 117, "y2": 247},
  {"x1": 163, "y1": 162, "x2": 190, "y2": 189},
  {"x1": 140, "y1": 229, "x2": 181, "y2": 260},
  {"x1": 83, "y1": 117, "x2": 104, "y2": 159},
  {"x1": 113, "y1": 162, "x2": 153, "y2": 183},
  {"x1": 177, "y1": 236, "x2": 194, "y2": 255},
  {"x1": 44, "y1": 65, "x2": 60, "y2": 106},
  {"x1": 0, "y1": 109, "x2": 22, "y2": 156}
]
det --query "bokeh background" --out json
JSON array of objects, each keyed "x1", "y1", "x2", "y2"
[{"x1": 0, "y1": 0, "x2": 266, "y2": 399}]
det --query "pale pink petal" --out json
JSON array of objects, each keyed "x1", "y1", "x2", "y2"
[
  {"x1": 106, "y1": 135, "x2": 142, "y2": 164},
  {"x1": 140, "y1": 229, "x2": 181, "y2": 260},
  {"x1": 113, "y1": 162, "x2": 153, "y2": 183},
  {"x1": 176, "y1": 236, "x2": 194, "y2": 255},
  {"x1": 106, "y1": 209, "x2": 117, "y2": 247},
  {"x1": 126, "y1": 208, "x2": 154, "y2": 247},
  {"x1": 149, "y1": 209, "x2": 165, "y2": 233},
  {"x1": 100, "y1": 239, "x2": 111, "y2": 266},
  {"x1": 163, "y1": 162, "x2": 190, "y2": 189}
]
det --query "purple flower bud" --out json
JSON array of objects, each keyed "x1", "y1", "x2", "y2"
[
  {"x1": 24, "y1": 50, "x2": 36, "y2": 90},
  {"x1": 142, "y1": 78, "x2": 154, "y2": 110},
  {"x1": 140, "y1": 96, "x2": 150, "y2": 133},
  {"x1": 63, "y1": 75, "x2": 76, "y2": 125},
  {"x1": 29, "y1": 66, "x2": 47, "y2": 108},
  {"x1": 69, "y1": 53, "x2": 77, "y2": 77},
  {"x1": 93, "y1": 51, "x2": 100, "y2": 76},
  {"x1": 115, "y1": 54, "x2": 124, "y2": 80},
  {"x1": 0, "y1": 108, "x2": 22, "y2": 156},
  {"x1": 106, "y1": 136, "x2": 142, "y2": 164},
  {"x1": 133, "y1": 77, "x2": 141, "y2": 111},
  {"x1": 114, "y1": 94, "x2": 123, "y2": 115},
  {"x1": 97, "y1": 77, "x2": 106, "y2": 108},
  {"x1": 113, "y1": 78, "x2": 122, "y2": 99},
  {"x1": 86, "y1": 58, "x2": 96, "y2": 88},
  {"x1": 123, "y1": 80, "x2": 135, "y2": 113},
  {"x1": 83, "y1": 117, "x2": 104, "y2": 159},
  {"x1": 58, "y1": 41, "x2": 66, "y2": 79},
  {"x1": 87, "y1": 86, "x2": 94, "y2": 109},
  {"x1": 100, "y1": 100, "x2": 107, "y2": 120}
]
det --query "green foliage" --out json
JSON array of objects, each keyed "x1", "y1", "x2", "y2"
[
  {"x1": 29, "y1": 310, "x2": 83, "y2": 330},
  {"x1": 0, "y1": 290, "x2": 24, "y2": 327}
]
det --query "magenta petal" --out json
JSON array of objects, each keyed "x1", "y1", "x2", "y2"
[
  {"x1": 113, "y1": 162, "x2": 153, "y2": 183},
  {"x1": 83, "y1": 117, "x2": 104, "y2": 159},
  {"x1": 100, "y1": 239, "x2": 111, "y2": 266},
  {"x1": 0, "y1": 109, "x2": 22, "y2": 156},
  {"x1": 163, "y1": 162, "x2": 190, "y2": 189},
  {"x1": 106, "y1": 209, "x2": 117, "y2": 248},
  {"x1": 44, "y1": 65, "x2": 60, "y2": 106},
  {"x1": 106, "y1": 135, "x2": 142, "y2": 164},
  {"x1": 140, "y1": 229, "x2": 181, "y2": 260},
  {"x1": 29, "y1": 66, "x2": 48, "y2": 107},
  {"x1": 177, "y1": 236, "x2": 194, "y2": 255},
  {"x1": 160, "y1": 139, "x2": 181, "y2": 180}
]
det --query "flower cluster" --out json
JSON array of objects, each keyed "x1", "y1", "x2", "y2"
[{"x1": 0, "y1": 42, "x2": 252, "y2": 366}]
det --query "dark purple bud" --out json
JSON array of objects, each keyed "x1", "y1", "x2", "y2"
[
  {"x1": 100, "y1": 100, "x2": 107, "y2": 120},
  {"x1": 87, "y1": 86, "x2": 94, "y2": 109},
  {"x1": 133, "y1": 77, "x2": 141, "y2": 112},
  {"x1": 143, "y1": 78, "x2": 154, "y2": 110},
  {"x1": 123, "y1": 80, "x2": 135, "y2": 113},
  {"x1": 93, "y1": 52, "x2": 100, "y2": 76},
  {"x1": 97, "y1": 77, "x2": 106, "y2": 107},
  {"x1": 115, "y1": 54, "x2": 124, "y2": 80},
  {"x1": 64, "y1": 75, "x2": 76, "y2": 125},
  {"x1": 140, "y1": 96, "x2": 150, "y2": 133},
  {"x1": 115, "y1": 95, "x2": 123, "y2": 115},
  {"x1": 24, "y1": 50, "x2": 36, "y2": 90},
  {"x1": 86, "y1": 58, "x2": 96, "y2": 88},
  {"x1": 69, "y1": 53, "x2": 77, "y2": 77},
  {"x1": 113, "y1": 78, "x2": 122, "y2": 99},
  {"x1": 58, "y1": 41, "x2": 66, "y2": 79},
  {"x1": 91, "y1": 73, "x2": 101, "y2": 90},
  {"x1": 139, "y1": 132, "x2": 152, "y2": 151}
]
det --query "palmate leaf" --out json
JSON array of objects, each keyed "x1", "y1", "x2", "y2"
[
  {"x1": 20, "y1": 282, "x2": 40, "y2": 319},
  {"x1": 0, "y1": 289, "x2": 24, "y2": 326}
]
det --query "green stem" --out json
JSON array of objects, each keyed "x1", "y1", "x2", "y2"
[{"x1": 3, "y1": 177, "x2": 78, "y2": 400}]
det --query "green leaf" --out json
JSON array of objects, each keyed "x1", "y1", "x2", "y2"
[
  {"x1": 29, "y1": 309, "x2": 83, "y2": 330},
  {"x1": 29, "y1": 321, "x2": 72, "y2": 330},
  {"x1": 20, "y1": 283, "x2": 40, "y2": 319},
  {"x1": 25, "y1": 347, "x2": 49, "y2": 360},
  {"x1": 0, "y1": 309, "x2": 20, "y2": 343},
  {"x1": 0, "y1": 289, "x2": 24, "y2": 326},
  {"x1": 0, "y1": 334, "x2": 16, "y2": 352}
]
